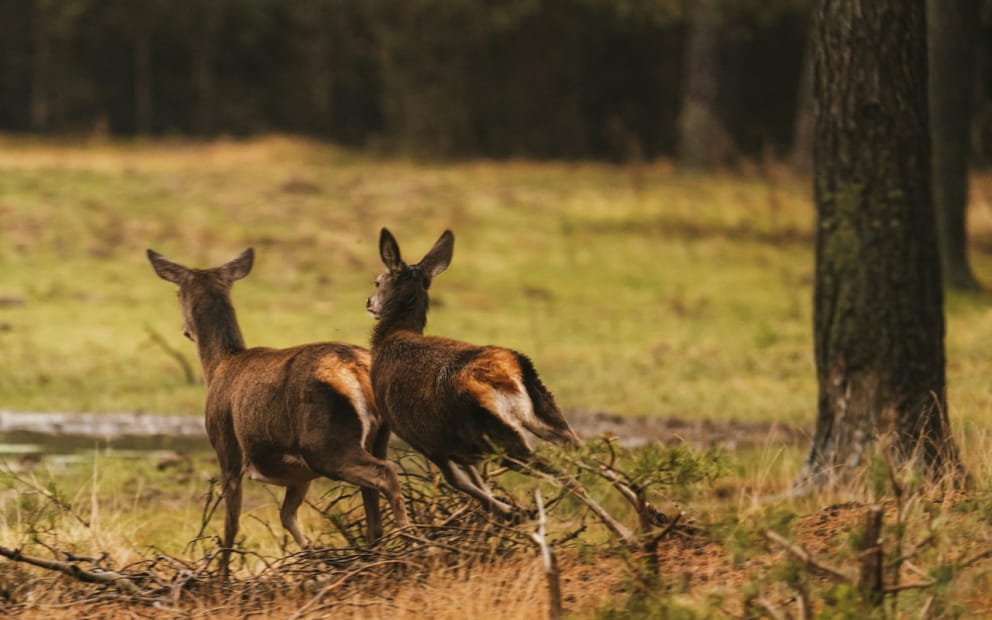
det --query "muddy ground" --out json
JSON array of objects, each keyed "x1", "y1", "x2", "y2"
[{"x1": 0, "y1": 409, "x2": 809, "y2": 451}]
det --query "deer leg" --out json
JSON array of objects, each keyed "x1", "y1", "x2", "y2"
[
  {"x1": 310, "y1": 450, "x2": 410, "y2": 537},
  {"x1": 279, "y1": 481, "x2": 312, "y2": 549},
  {"x1": 360, "y1": 427, "x2": 392, "y2": 543},
  {"x1": 436, "y1": 459, "x2": 518, "y2": 517},
  {"x1": 220, "y1": 474, "x2": 243, "y2": 581}
]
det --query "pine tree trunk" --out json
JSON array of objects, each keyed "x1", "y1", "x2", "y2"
[
  {"x1": 801, "y1": 0, "x2": 963, "y2": 485},
  {"x1": 928, "y1": 0, "x2": 980, "y2": 290}
]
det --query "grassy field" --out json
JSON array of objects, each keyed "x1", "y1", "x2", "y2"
[{"x1": 3, "y1": 136, "x2": 992, "y2": 617}]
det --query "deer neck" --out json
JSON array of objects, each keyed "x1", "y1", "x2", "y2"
[
  {"x1": 190, "y1": 292, "x2": 246, "y2": 383},
  {"x1": 372, "y1": 291, "x2": 429, "y2": 346}
]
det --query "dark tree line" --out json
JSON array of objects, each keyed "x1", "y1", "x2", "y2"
[{"x1": 0, "y1": 0, "x2": 808, "y2": 159}]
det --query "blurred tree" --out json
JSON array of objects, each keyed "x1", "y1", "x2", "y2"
[
  {"x1": 801, "y1": 0, "x2": 963, "y2": 486},
  {"x1": 789, "y1": 32, "x2": 813, "y2": 171},
  {"x1": 929, "y1": 0, "x2": 981, "y2": 290},
  {"x1": 676, "y1": 0, "x2": 732, "y2": 168}
]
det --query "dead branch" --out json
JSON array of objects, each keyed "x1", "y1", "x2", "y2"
[
  {"x1": 288, "y1": 560, "x2": 410, "y2": 620},
  {"x1": 529, "y1": 489, "x2": 563, "y2": 620},
  {"x1": 504, "y1": 456, "x2": 635, "y2": 545},
  {"x1": 753, "y1": 595, "x2": 787, "y2": 620},
  {"x1": 884, "y1": 581, "x2": 935, "y2": 593},
  {"x1": 958, "y1": 548, "x2": 992, "y2": 571},
  {"x1": 762, "y1": 530, "x2": 854, "y2": 584},
  {"x1": 0, "y1": 546, "x2": 144, "y2": 597},
  {"x1": 144, "y1": 325, "x2": 196, "y2": 384}
]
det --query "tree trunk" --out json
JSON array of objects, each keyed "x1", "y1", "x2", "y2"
[
  {"x1": 676, "y1": 0, "x2": 731, "y2": 169},
  {"x1": 192, "y1": 5, "x2": 220, "y2": 136},
  {"x1": 928, "y1": 0, "x2": 980, "y2": 290},
  {"x1": 800, "y1": 0, "x2": 963, "y2": 486}
]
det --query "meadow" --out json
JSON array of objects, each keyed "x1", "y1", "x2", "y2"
[{"x1": 3, "y1": 136, "x2": 992, "y2": 617}]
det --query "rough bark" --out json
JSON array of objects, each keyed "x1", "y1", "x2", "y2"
[
  {"x1": 928, "y1": 0, "x2": 980, "y2": 290},
  {"x1": 801, "y1": 0, "x2": 963, "y2": 486}
]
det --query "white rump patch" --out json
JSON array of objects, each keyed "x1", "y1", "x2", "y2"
[
  {"x1": 483, "y1": 378, "x2": 554, "y2": 449},
  {"x1": 337, "y1": 371, "x2": 372, "y2": 447}
]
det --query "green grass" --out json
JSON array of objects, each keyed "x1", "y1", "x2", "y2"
[
  {"x1": 5, "y1": 136, "x2": 992, "y2": 615},
  {"x1": 4, "y1": 136, "x2": 992, "y2": 443},
  {"x1": 4, "y1": 136, "x2": 992, "y2": 464},
  {"x1": 0, "y1": 137, "x2": 821, "y2": 423}
]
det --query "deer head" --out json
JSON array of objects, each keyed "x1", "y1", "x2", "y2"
[
  {"x1": 366, "y1": 229, "x2": 453, "y2": 326},
  {"x1": 146, "y1": 248, "x2": 254, "y2": 343}
]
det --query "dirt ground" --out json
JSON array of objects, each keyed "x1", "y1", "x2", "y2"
[{"x1": 0, "y1": 409, "x2": 810, "y2": 450}]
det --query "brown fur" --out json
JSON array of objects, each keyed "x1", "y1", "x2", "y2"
[
  {"x1": 367, "y1": 229, "x2": 580, "y2": 517},
  {"x1": 147, "y1": 248, "x2": 409, "y2": 580}
]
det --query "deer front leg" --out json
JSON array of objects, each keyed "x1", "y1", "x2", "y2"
[{"x1": 437, "y1": 459, "x2": 518, "y2": 517}]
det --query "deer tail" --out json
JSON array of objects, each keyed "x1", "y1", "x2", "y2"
[{"x1": 515, "y1": 352, "x2": 581, "y2": 446}]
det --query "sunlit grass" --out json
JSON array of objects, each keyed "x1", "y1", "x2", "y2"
[{"x1": 0, "y1": 136, "x2": 819, "y2": 424}]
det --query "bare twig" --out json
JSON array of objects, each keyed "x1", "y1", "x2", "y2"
[
  {"x1": 288, "y1": 560, "x2": 409, "y2": 620},
  {"x1": 753, "y1": 595, "x2": 787, "y2": 620},
  {"x1": 958, "y1": 548, "x2": 992, "y2": 571},
  {"x1": 762, "y1": 530, "x2": 854, "y2": 584},
  {"x1": 523, "y1": 465, "x2": 635, "y2": 544},
  {"x1": 144, "y1": 325, "x2": 196, "y2": 384},
  {"x1": 884, "y1": 581, "x2": 935, "y2": 594}
]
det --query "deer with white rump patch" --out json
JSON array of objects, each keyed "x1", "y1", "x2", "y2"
[
  {"x1": 147, "y1": 248, "x2": 409, "y2": 579},
  {"x1": 367, "y1": 229, "x2": 634, "y2": 540}
]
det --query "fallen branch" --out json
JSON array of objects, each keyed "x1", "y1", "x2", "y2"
[
  {"x1": 0, "y1": 545, "x2": 144, "y2": 597},
  {"x1": 762, "y1": 530, "x2": 854, "y2": 584}
]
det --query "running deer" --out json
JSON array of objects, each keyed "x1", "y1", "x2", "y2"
[
  {"x1": 366, "y1": 229, "x2": 584, "y2": 519},
  {"x1": 147, "y1": 248, "x2": 409, "y2": 578}
]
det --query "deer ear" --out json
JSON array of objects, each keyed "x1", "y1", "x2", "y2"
[
  {"x1": 147, "y1": 249, "x2": 188, "y2": 284},
  {"x1": 380, "y1": 228, "x2": 404, "y2": 271},
  {"x1": 417, "y1": 230, "x2": 453, "y2": 279},
  {"x1": 219, "y1": 248, "x2": 254, "y2": 283}
]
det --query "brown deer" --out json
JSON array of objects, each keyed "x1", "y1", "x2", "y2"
[
  {"x1": 147, "y1": 248, "x2": 409, "y2": 579},
  {"x1": 366, "y1": 229, "x2": 584, "y2": 519}
]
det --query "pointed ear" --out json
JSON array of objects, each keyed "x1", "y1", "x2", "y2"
[
  {"x1": 417, "y1": 230, "x2": 454, "y2": 279},
  {"x1": 379, "y1": 228, "x2": 404, "y2": 271},
  {"x1": 218, "y1": 248, "x2": 254, "y2": 283},
  {"x1": 147, "y1": 249, "x2": 189, "y2": 284}
]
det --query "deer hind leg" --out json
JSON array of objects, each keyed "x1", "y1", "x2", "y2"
[
  {"x1": 220, "y1": 473, "x2": 243, "y2": 581},
  {"x1": 436, "y1": 459, "x2": 518, "y2": 517},
  {"x1": 279, "y1": 481, "x2": 312, "y2": 549},
  {"x1": 309, "y1": 449, "x2": 410, "y2": 540},
  {"x1": 359, "y1": 426, "x2": 393, "y2": 543}
]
